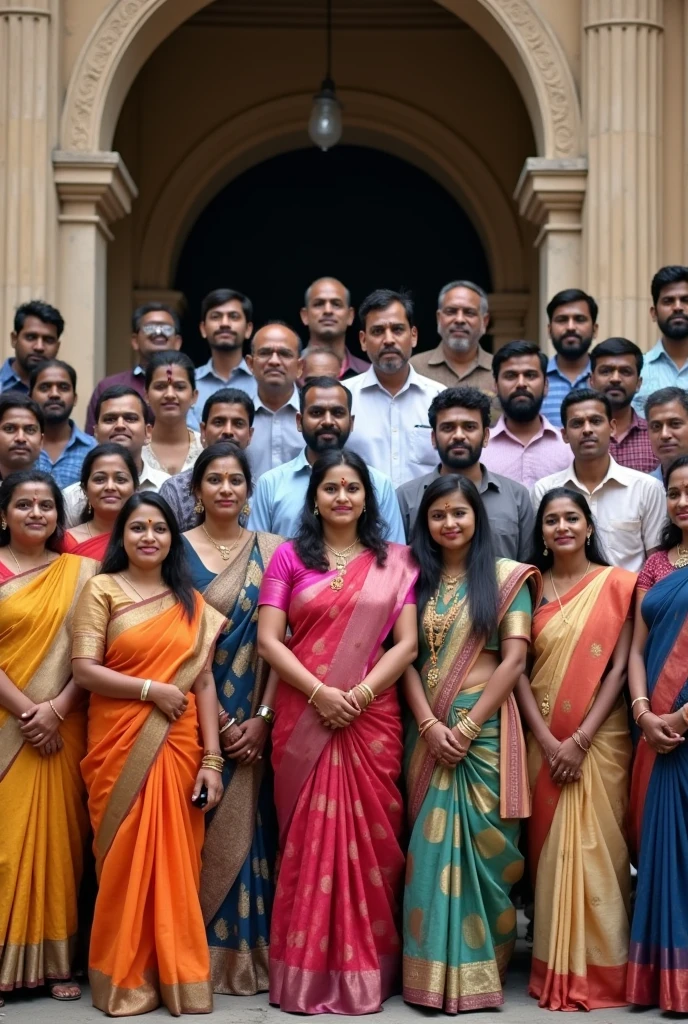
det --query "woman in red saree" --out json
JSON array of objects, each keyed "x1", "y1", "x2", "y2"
[
  {"x1": 257, "y1": 450, "x2": 418, "y2": 1015},
  {"x1": 72, "y1": 492, "x2": 226, "y2": 1017},
  {"x1": 59, "y1": 443, "x2": 138, "y2": 560}
]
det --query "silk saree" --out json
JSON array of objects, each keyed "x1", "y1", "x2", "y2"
[
  {"x1": 528, "y1": 566, "x2": 635, "y2": 1010},
  {"x1": 0, "y1": 554, "x2": 96, "y2": 993},
  {"x1": 72, "y1": 576, "x2": 225, "y2": 1016},
  {"x1": 184, "y1": 532, "x2": 281, "y2": 996},
  {"x1": 258, "y1": 541, "x2": 418, "y2": 1015},
  {"x1": 403, "y1": 558, "x2": 539, "y2": 1014},
  {"x1": 628, "y1": 565, "x2": 688, "y2": 1012},
  {"x1": 60, "y1": 530, "x2": 111, "y2": 561}
]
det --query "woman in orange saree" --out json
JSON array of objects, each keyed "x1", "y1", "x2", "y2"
[
  {"x1": 59, "y1": 443, "x2": 138, "y2": 560},
  {"x1": 71, "y1": 492, "x2": 226, "y2": 1017},
  {"x1": 516, "y1": 488, "x2": 635, "y2": 1011},
  {"x1": 0, "y1": 470, "x2": 97, "y2": 1005},
  {"x1": 258, "y1": 451, "x2": 419, "y2": 1015}
]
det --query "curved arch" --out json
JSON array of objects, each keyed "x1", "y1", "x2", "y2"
[
  {"x1": 60, "y1": 0, "x2": 581, "y2": 158},
  {"x1": 136, "y1": 91, "x2": 526, "y2": 293}
]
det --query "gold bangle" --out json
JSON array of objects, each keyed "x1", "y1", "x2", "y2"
[
  {"x1": 308, "y1": 682, "x2": 324, "y2": 706},
  {"x1": 140, "y1": 679, "x2": 152, "y2": 701},
  {"x1": 455, "y1": 718, "x2": 474, "y2": 740},
  {"x1": 577, "y1": 727, "x2": 592, "y2": 749},
  {"x1": 463, "y1": 713, "x2": 481, "y2": 737},
  {"x1": 48, "y1": 699, "x2": 65, "y2": 722},
  {"x1": 360, "y1": 683, "x2": 375, "y2": 704},
  {"x1": 201, "y1": 761, "x2": 224, "y2": 774},
  {"x1": 571, "y1": 731, "x2": 588, "y2": 752},
  {"x1": 419, "y1": 717, "x2": 439, "y2": 738},
  {"x1": 630, "y1": 696, "x2": 650, "y2": 710},
  {"x1": 219, "y1": 717, "x2": 236, "y2": 734},
  {"x1": 635, "y1": 708, "x2": 651, "y2": 726}
]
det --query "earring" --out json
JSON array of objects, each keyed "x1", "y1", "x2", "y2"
[
  {"x1": 542, "y1": 540, "x2": 548, "y2": 556},
  {"x1": 241, "y1": 503, "x2": 250, "y2": 519},
  {"x1": 314, "y1": 504, "x2": 319, "y2": 517},
  {"x1": 194, "y1": 498, "x2": 204, "y2": 514},
  {"x1": 586, "y1": 534, "x2": 592, "y2": 546},
  {"x1": 86, "y1": 502, "x2": 93, "y2": 516},
  {"x1": 363, "y1": 503, "x2": 367, "y2": 513},
  {"x1": 0, "y1": 514, "x2": 6, "y2": 531}
]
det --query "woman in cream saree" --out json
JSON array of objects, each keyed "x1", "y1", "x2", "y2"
[
  {"x1": 72, "y1": 492, "x2": 226, "y2": 1017},
  {"x1": 0, "y1": 470, "x2": 96, "y2": 1004},
  {"x1": 517, "y1": 488, "x2": 635, "y2": 1011}
]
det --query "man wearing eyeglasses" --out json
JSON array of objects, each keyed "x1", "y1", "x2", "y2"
[
  {"x1": 246, "y1": 322, "x2": 305, "y2": 479},
  {"x1": 84, "y1": 303, "x2": 185, "y2": 433}
]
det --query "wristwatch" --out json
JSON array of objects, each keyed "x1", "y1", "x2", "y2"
[{"x1": 255, "y1": 705, "x2": 275, "y2": 725}]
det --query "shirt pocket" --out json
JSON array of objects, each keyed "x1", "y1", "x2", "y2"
[
  {"x1": 408, "y1": 425, "x2": 437, "y2": 468},
  {"x1": 606, "y1": 519, "x2": 642, "y2": 561},
  {"x1": 486, "y1": 515, "x2": 518, "y2": 560}
]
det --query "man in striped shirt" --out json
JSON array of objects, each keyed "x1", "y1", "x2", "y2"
[{"x1": 541, "y1": 288, "x2": 598, "y2": 427}]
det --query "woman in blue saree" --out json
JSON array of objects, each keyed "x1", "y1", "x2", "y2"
[
  {"x1": 182, "y1": 442, "x2": 282, "y2": 995},
  {"x1": 627, "y1": 455, "x2": 688, "y2": 1013}
]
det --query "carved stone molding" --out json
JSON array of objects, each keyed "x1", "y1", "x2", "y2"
[
  {"x1": 53, "y1": 151, "x2": 138, "y2": 241},
  {"x1": 515, "y1": 157, "x2": 588, "y2": 245}
]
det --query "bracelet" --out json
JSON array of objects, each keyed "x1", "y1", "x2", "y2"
[
  {"x1": 571, "y1": 730, "x2": 589, "y2": 752},
  {"x1": 308, "y1": 682, "x2": 324, "y2": 706},
  {"x1": 358, "y1": 683, "x2": 375, "y2": 707},
  {"x1": 455, "y1": 717, "x2": 475, "y2": 741},
  {"x1": 457, "y1": 710, "x2": 481, "y2": 739},
  {"x1": 201, "y1": 754, "x2": 225, "y2": 773},
  {"x1": 631, "y1": 696, "x2": 650, "y2": 710},
  {"x1": 419, "y1": 717, "x2": 439, "y2": 738},
  {"x1": 48, "y1": 699, "x2": 64, "y2": 722},
  {"x1": 255, "y1": 705, "x2": 275, "y2": 725},
  {"x1": 635, "y1": 708, "x2": 651, "y2": 726},
  {"x1": 140, "y1": 678, "x2": 152, "y2": 701},
  {"x1": 219, "y1": 717, "x2": 236, "y2": 734}
]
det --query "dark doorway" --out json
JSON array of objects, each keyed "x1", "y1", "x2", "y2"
[{"x1": 174, "y1": 145, "x2": 491, "y2": 366}]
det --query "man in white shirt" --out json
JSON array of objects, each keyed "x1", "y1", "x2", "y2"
[
  {"x1": 245, "y1": 322, "x2": 304, "y2": 479},
  {"x1": 532, "y1": 388, "x2": 665, "y2": 571},
  {"x1": 345, "y1": 289, "x2": 445, "y2": 487},
  {"x1": 62, "y1": 385, "x2": 167, "y2": 525}
]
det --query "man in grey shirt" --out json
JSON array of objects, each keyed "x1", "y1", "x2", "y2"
[{"x1": 396, "y1": 386, "x2": 535, "y2": 560}]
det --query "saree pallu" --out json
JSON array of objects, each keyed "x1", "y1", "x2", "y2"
[
  {"x1": 194, "y1": 532, "x2": 281, "y2": 996},
  {"x1": 403, "y1": 558, "x2": 539, "y2": 1013},
  {"x1": 263, "y1": 543, "x2": 418, "y2": 1015},
  {"x1": 628, "y1": 566, "x2": 688, "y2": 1012},
  {"x1": 73, "y1": 581, "x2": 225, "y2": 1017},
  {"x1": 0, "y1": 554, "x2": 96, "y2": 992},
  {"x1": 59, "y1": 531, "x2": 111, "y2": 561},
  {"x1": 528, "y1": 566, "x2": 635, "y2": 1011}
]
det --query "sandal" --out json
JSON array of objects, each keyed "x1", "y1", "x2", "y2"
[{"x1": 49, "y1": 979, "x2": 82, "y2": 1001}]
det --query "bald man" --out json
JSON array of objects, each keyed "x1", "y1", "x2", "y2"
[
  {"x1": 245, "y1": 321, "x2": 305, "y2": 479},
  {"x1": 300, "y1": 277, "x2": 369, "y2": 379}
]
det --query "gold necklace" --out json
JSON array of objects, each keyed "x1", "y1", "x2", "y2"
[
  {"x1": 540, "y1": 561, "x2": 591, "y2": 718},
  {"x1": 423, "y1": 584, "x2": 465, "y2": 688},
  {"x1": 440, "y1": 571, "x2": 465, "y2": 600},
  {"x1": 7, "y1": 547, "x2": 22, "y2": 573},
  {"x1": 119, "y1": 574, "x2": 166, "y2": 603},
  {"x1": 202, "y1": 524, "x2": 243, "y2": 561},
  {"x1": 324, "y1": 540, "x2": 360, "y2": 591},
  {"x1": 675, "y1": 544, "x2": 688, "y2": 569}
]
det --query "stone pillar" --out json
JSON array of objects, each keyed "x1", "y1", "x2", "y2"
[
  {"x1": 514, "y1": 158, "x2": 588, "y2": 352},
  {"x1": 487, "y1": 292, "x2": 531, "y2": 351},
  {"x1": 0, "y1": 0, "x2": 57, "y2": 356},
  {"x1": 583, "y1": 0, "x2": 663, "y2": 349},
  {"x1": 53, "y1": 152, "x2": 137, "y2": 413}
]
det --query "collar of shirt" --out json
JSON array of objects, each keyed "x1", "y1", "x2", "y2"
[
  {"x1": 489, "y1": 414, "x2": 559, "y2": 445},
  {"x1": 560, "y1": 455, "x2": 630, "y2": 494},
  {"x1": 138, "y1": 464, "x2": 169, "y2": 490},
  {"x1": 62, "y1": 420, "x2": 95, "y2": 450},
  {"x1": 287, "y1": 448, "x2": 312, "y2": 475},
  {"x1": 195, "y1": 357, "x2": 253, "y2": 384},
  {"x1": 427, "y1": 463, "x2": 498, "y2": 495},
  {"x1": 341, "y1": 349, "x2": 369, "y2": 376},
  {"x1": 359, "y1": 362, "x2": 426, "y2": 396},
  {"x1": 0, "y1": 358, "x2": 27, "y2": 391},
  {"x1": 546, "y1": 354, "x2": 591, "y2": 384},
  {"x1": 643, "y1": 338, "x2": 688, "y2": 372},
  {"x1": 426, "y1": 343, "x2": 492, "y2": 377},
  {"x1": 613, "y1": 408, "x2": 647, "y2": 444},
  {"x1": 254, "y1": 385, "x2": 300, "y2": 414}
]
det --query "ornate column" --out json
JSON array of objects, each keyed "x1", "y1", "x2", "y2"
[
  {"x1": 514, "y1": 158, "x2": 588, "y2": 351},
  {"x1": 0, "y1": 0, "x2": 57, "y2": 356},
  {"x1": 487, "y1": 291, "x2": 531, "y2": 351},
  {"x1": 583, "y1": 0, "x2": 664, "y2": 349},
  {"x1": 53, "y1": 151, "x2": 137, "y2": 411}
]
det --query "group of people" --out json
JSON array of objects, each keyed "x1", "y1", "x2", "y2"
[{"x1": 1, "y1": 267, "x2": 688, "y2": 1017}]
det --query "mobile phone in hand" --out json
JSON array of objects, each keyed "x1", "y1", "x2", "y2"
[{"x1": 192, "y1": 784, "x2": 208, "y2": 809}]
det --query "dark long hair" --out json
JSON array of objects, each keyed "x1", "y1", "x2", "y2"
[
  {"x1": 659, "y1": 455, "x2": 688, "y2": 551},
  {"x1": 189, "y1": 442, "x2": 253, "y2": 513},
  {"x1": 0, "y1": 469, "x2": 65, "y2": 550},
  {"x1": 78, "y1": 442, "x2": 140, "y2": 524},
  {"x1": 530, "y1": 487, "x2": 609, "y2": 571},
  {"x1": 294, "y1": 450, "x2": 387, "y2": 571},
  {"x1": 100, "y1": 492, "x2": 195, "y2": 618},
  {"x1": 410, "y1": 474, "x2": 498, "y2": 640}
]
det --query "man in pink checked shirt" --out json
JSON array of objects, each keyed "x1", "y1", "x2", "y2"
[{"x1": 481, "y1": 340, "x2": 572, "y2": 488}]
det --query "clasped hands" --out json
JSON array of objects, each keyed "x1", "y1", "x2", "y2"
[
  {"x1": 20, "y1": 700, "x2": 63, "y2": 756},
  {"x1": 311, "y1": 683, "x2": 373, "y2": 729}
]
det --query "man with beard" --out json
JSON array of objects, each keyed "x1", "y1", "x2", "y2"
[
  {"x1": 395, "y1": 386, "x2": 534, "y2": 558},
  {"x1": 411, "y1": 280, "x2": 494, "y2": 400},
  {"x1": 192, "y1": 288, "x2": 257, "y2": 427},
  {"x1": 84, "y1": 302, "x2": 185, "y2": 433},
  {"x1": 481, "y1": 340, "x2": 571, "y2": 486},
  {"x1": 633, "y1": 266, "x2": 688, "y2": 414},
  {"x1": 532, "y1": 388, "x2": 664, "y2": 571},
  {"x1": 0, "y1": 393, "x2": 43, "y2": 479},
  {"x1": 345, "y1": 289, "x2": 445, "y2": 486},
  {"x1": 541, "y1": 288, "x2": 598, "y2": 427},
  {"x1": 248, "y1": 376, "x2": 404, "y2": 540},
  {"x1": 589, "y1": 337, "x2": 658, "y2": 473},
  {"x1": 30, "y1": 359, "x2": 95, "y2": 487},
  {"x1": 300, "y1": 277, "x2": 369, "y2": 379},
  {"x1": 1, "y1": 300, "x2": 63, "y2": 394},
  {"x1": 245, "y1": 322, "x2": 304, "y2": 479}
]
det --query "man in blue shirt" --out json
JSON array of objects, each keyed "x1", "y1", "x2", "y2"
[
  {"x1": 30, "y1": 359, "x2": 95, "y2": 487},
  {"x1": 0, "y1": 300, "x2": 63, "y2": 394},
  {"x1": 541, "y1": 288, "x2": 598, "y2": 427},
  {"x1": 633, "y1": 266, "x2": 688, "y2": 415},
  {"x1": 249, "y1": 376, "x2": 405, "y2": 542},
  {"x1": 192, "y1": 288, "x2": 257, "y2": 427}
]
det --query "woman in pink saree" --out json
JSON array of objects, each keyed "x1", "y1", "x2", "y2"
[{"x1": 257, "y1": 450, "x2": 418, "y2": 1015}]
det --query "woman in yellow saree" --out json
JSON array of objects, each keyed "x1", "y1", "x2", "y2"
[
  {"x1": 0, "y1": 469, "x2": 97, "y2": 1005},
  {"x1": 71, "y1": 492, "x2": 226, "y2": 1017},
  {"x1": 516, "y1": 487, "x2": 635, "y2": 1011}
]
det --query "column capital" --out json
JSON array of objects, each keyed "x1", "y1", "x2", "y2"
[
  {"x1": 53, "y1": 151, "x2": 138, "y2": 241},
  {"x1": 583, "y1": 0, "x2": 663, "y2": 34},
  {"x1": 515, "y1": 158, "x2": 588, "y2": 236}
]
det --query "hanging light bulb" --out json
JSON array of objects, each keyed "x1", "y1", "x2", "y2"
[{"x1": 308, "y1": 0, "x2": 342, "y2": 151}]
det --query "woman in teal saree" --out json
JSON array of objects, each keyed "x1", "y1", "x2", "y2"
[{"x1": 182, "y1": 442, "x2": 282, "y2": 995}]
